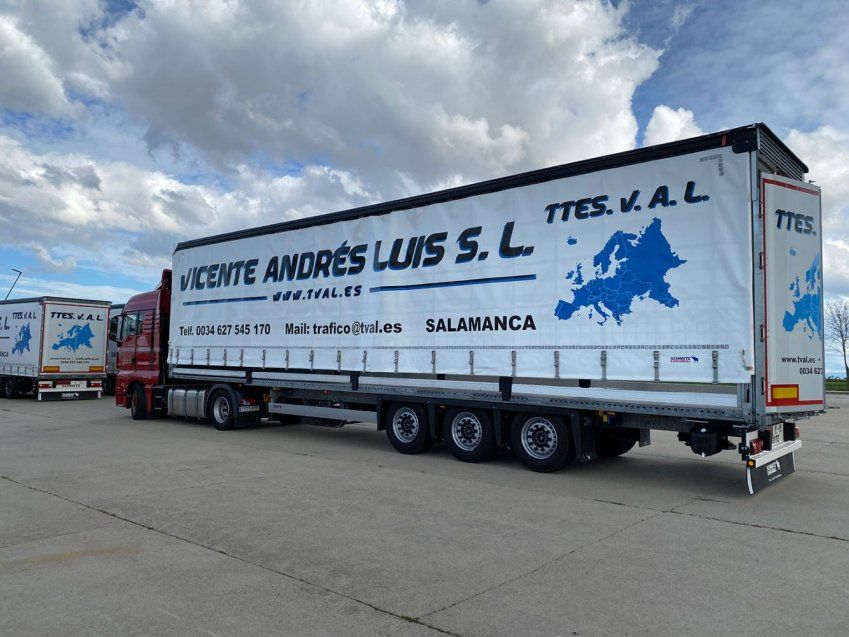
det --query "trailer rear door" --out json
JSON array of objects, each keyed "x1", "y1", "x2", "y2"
[
  {"x1": 0, "y1": 300, "x2": 42, "y2": 377},
  {"x1": 39, "y1": 302, "x2": 108, "y2": 375},
  {"x1": 761, "y1": 175, "x2": 824, "y2": 412}
]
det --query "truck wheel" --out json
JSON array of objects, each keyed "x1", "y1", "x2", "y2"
[
  {"x1": 2, "y1": 378, "x2": 17, "y2": 399},
  {"x1": 385, "y1": 403, "x2": 431, "y2": 454},
  {"x1": 445, "y1": 408, "x2": 495, "y2": 462},
  {"x1": 130, "y1": 384, "x2": 148, "y2": 420},
  {"x1": 596, "y1": 427, "x2": 638, "y2": 458},
  {"x1": 511, "y1": 414, "x2": 575, "y2": 472},
  {"x1": 209, "y1": 390, "x2": 236, "y2": 431}
]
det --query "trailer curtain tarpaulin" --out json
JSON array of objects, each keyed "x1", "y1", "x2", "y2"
[{"x1": 170, "y1": 148, "x2": 755, "y2": 383}]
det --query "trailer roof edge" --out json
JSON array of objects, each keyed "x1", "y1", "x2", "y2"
[
  {"x1": 0, "y1": 297, "x2": 112, "y2": 306},
  {"x1": 174, "y1": 123, "x2": 806, "y2": 252}
]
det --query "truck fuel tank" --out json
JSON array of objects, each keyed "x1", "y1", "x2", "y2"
[{"x1": 167, "y1": 387, "x2": 207, "y2": 419}]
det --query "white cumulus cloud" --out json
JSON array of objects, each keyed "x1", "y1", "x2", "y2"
[
  {"x1": 787, "y1": 126, "x2": 849, "y2": 298},
  {"x1": 0, "y1": 135, "x2": 378, "y2": 285},
  {"x1": 0, "y1": 0, "x2": 667, "y2": 294},
  {"x1": 2, "y1": 0, "x2": 661, "y2": 190},
  {"x1": 0, "y1": 15, "x2": 70, "y2": 115},
  {"x1": 643, "y1": 105, "x2": 703, "y2": 146}
]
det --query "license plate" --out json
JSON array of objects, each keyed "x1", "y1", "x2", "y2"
[
  {"x1": 770, "y1": 425, "x2": 784, "y2": 447},
  {"x1": 56, "y1": 380, "x2": 86, "y2": 389}
]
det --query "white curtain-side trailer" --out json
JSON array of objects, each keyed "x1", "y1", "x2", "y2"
[
  {"x1": 115, "y1": 124, "x2": 824, "y2": 493},
  {"x1": 0, "y1": 297, "x2": 110, "y2": 400}
]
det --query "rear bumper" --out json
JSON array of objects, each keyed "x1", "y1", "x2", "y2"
[
  {"x1": 36, "y1": 378, "x2": 103, "y2": 401},
  {"x1": 747, "y1": 439, "x2": 802, "y2": 468},
  {"x1": 37, "y1": 388, "x2": 101, "y2": 401}
]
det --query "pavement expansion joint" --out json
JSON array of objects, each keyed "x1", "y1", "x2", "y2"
[
  {"x1": 419, "y1": 510, "x2": 666, "y2": 620},
  {"x1": 667, "y1": 508, "x2": 849, "y2": 544},
  {"x1": 0, "y1": 475, "x2": 460, "y2": 637}
]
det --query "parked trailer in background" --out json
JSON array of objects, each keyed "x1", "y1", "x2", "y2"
[
  {"x1": 103, "y1": 303, "x2": 125, "y2": 396},
  {"x1": 115, "y1": 123, "x2": 824, "y2": 493},
  {"x1": 0, "y1": 297, "x2": 110, "y2": 400}
]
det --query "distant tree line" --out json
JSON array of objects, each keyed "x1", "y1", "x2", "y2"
[{"x1": 826, "y1": 298, "x2": 849, "y2": 390}]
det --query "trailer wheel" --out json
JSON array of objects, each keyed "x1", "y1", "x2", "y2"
[
  {"x1": 130, "y1": 384, "x2": 148, "y2": 420},
  {"x1": 511, "y1": 414, "x2": 575, "y2": 472},
  {"x1": 102, "y1": 375, "x2": 115, "y2": 396},
  {"x1": 595, "y1": 427, "x2": 638, "y2": 458},
  {"x1": 445, "y1": 408, "x2": 495, "y2": 462},
  {"x1": 2, "y1": 378, "x2": 17, "y2": 399},
  {"x1": 385, "y1": 403, "x2": 431, "y2": 454},
  {"x1": 209, "y1": 390, "x2": 236, "y2": 431}
]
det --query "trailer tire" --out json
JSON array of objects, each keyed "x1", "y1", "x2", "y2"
[
  {"x1": 2, "y1": 378, "x2": 17, "y2": 399},
  {"x1": 511, "y1": 414, "x2": 575, "y2": 472},
  {"x1": 209, "y1": 389, "x2": 236, "y2": 431},
  {"x1": 595, "y1": 427, "x2": 638, "y2": 458},
  {"x1": 445, "y1": 408, "x2": 495, "y2": 462},
  {"x1": 102, "y1": 375, "x2": 115, "y2": 396},
  {"x1": 385, "y1": 402, "x2": 431, "y2": 454},
  {"x1": 130, "y1": 384, "x2": 148, "y2": 420}
]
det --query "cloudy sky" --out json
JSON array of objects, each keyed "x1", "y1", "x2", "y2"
[{"x1": 1, "y1": 0, "x2": 847, "y2": 373}]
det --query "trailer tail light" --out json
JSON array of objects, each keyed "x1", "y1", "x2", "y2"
[
  {"x1": 89, "y1": 365, "x2": 104, "y2": 372},
  {"x1": 749, "y1": 438, "x2": 763, "y2": 456},
  {"x1": 90, "y1": 380, "x2": 102, "y2": 388},
  {"x1": 43, "y1": 366, "x2": 59, "y2": 373},
  {"x1": 38, "y1": 381, "x2": 53, "y2": 389}
]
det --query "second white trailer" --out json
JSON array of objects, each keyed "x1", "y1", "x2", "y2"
[{"x1": 0, "y1": 297, "x2": 110, "y2": 400}]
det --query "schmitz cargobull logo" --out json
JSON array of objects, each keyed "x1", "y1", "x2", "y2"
[{"x1": 670, "y1": 355, "x2": 699, "y2": 363}]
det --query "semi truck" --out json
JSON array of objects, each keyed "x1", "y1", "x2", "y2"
[
  {"x1": 0, "y1": 297, "x2": 110, "y2": 400},
  {"x1": 115, "y1": 123, "x2": 825, "y2": 493}
]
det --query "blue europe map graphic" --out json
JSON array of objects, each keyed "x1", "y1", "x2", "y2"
[
  {"x1": 782, "y1": 252, "x2": 822, "y2": 340},
  {"x1": 52, "y1": 323, "x2": 96, "y2": 352},
  {"x1": 12, "y1": 323, "x2": 32, "y2": 356},
  {"x1": 554, "y1": 218, "x2": 686, "y2": 326}
]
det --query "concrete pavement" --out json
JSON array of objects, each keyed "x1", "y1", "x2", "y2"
[{"x1": 1, "y1": 394, "x2": 848, "y2": 635}]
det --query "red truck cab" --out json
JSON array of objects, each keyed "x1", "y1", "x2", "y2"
[{"x1": 115, "y1": 270, "x2": 171, "y2": 418}]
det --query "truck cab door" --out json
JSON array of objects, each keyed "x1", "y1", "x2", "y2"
[
  {"x1": 117, "y1": 312, "x2": 140, "y2": 369},
  {"x1": 134, "y1": 311, "x2": 152, "y2": 370}
]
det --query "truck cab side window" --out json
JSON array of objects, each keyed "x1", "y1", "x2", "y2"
[
  {"x1": 120, "y1": 313, "x2": 139, "y2": 341},
  {"x1": 109, "y1": 315, "x2": 120, "y2": 340}
]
